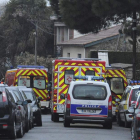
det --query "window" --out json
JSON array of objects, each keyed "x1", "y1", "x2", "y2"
[
  {"x1": 106, "y1": 77, "x2": 124, "y2": 94},
  {"x1": 65, "y1": 70, "x2": 74, "y2": 84},
  {"x1": 85, "y1": 70, "x2": 95, "y2": 76},
  {"x1": 67, "y1": 53, "x2": 70, "y2": 57},
  {"x1": 18, "y1": 76, "x2": 30, "y2": 87},
  {"x1": 22, "y1": 91, "x2": 34, "y2": 101},
  {"x1": 72, "y1": 84, "x2": 107, "y2": 100},
  {"x1": 78, "y1": 54, "x2": 81, "y2": 58}
]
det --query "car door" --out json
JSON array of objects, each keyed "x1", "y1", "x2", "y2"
[
  {"x1": 70, "y1": 83, "x2": 109, "y2": 118},
  {"x1": 119, "y1": 87, "x2": 131, "y2": 121}
]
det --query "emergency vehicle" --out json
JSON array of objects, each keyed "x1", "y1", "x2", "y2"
[
  {"x1": 105, "y1": 67, "x2": 128, "y2": 117},
  {"x1": 51, "y1": 57, "x2": 106, "y2": 122},
  {"x1": 61, "y1": 76, "x2": 112, "y2": 129},
  {"x1": 5, "y1": 65, "x2": 50, "y2": 110}
]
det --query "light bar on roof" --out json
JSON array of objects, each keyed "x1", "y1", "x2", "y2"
[
  {"x1": 17, "y1": 65, "x2": 45, "y2": 69},
  {"x1": 74, "y1": 76, "x2": 104, "y2": 80}
]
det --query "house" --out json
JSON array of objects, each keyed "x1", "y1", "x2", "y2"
[{"x1": 56, "y1": 25, "x2": 133, "y2": 58}]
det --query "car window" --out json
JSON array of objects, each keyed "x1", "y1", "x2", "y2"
[
  {"x1": 106, "y1": 77, "x2": 124, "y2": 94},
  {"x1": 132, "y1": 89, "x2": 140, "y2": 101},
  {"x1": 22, "y1": 91, "x2": 34, "y2": 101},
  {"x1": 72, "y1": 84, "x2": 107, "y2": 100},
  {"x1": 21, "y1": 91, "x2": 28, "y2": 100},
  {"x1": 12, "y1": 90, "x2": 23, "y2": 101}
]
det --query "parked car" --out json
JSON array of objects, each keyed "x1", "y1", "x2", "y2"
[
  {"x1": 0, "y1": 84, "x2": 27, "y2": 139},
  {"x1": 131, "y1": 91, "x2": 140, "y2": 140},
  {"x1": 61, "y1": 76, "x2": 112, "y2": 129},
  {"x1": 18, "y1": 86, "x2": 33, "y2": 129},
  {"x1": 5, "y1": 86, "x2": 30, "y2": 132},
  {"x1": 117, "y1": 85, "x2": 140, "y2": 128},
  {"x1": 20, "y1": 88, "x2": 42, "y2": 126}
]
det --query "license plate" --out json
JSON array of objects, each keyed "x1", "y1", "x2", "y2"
[
  {"x1": 57, "y1": 104, "x2": 64, "y2": 111},
  {"x1": 82, "y1": 109, "x2": 96, "y2": 113}
]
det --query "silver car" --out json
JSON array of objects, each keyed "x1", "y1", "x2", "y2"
[{"x1": 18, "y1": 86, "x2": 33, "y2": 129}]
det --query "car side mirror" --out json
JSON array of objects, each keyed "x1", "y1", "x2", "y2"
[
  {"x1": 37, "y1": 97, "x2": 42, "y2": 103},
  {"x1": 60, "y1": 94, "x2": 65, "y2": 99},
  {"x1": 16, "y1": 100, "x2": 23, "y2": 105},
  {"x1": 22, "y1": 100, "x2": 28, "y2": 105},
  {"x1": 26, "y1": 99, "x2": 32, "y2": 103}
]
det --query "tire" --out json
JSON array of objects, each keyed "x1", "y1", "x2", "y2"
[
  {"x1": 53, "y1": 113, "x2": 59, "y2": 122},
  {"x1": 63, "y1": 115, "x2": 70, "y2": 127},
  {"x1": 51, "y1": 113, "x2": 54, "y2": 121},
  {"x1": 25, "y1": 119, "x2": 29, "y2": 132},
  {"x1": 125, "y1": 115, "x2": 130, "y2": 128},
  {"x1": 103, "y1": 122, "x2": 112, "y2": 129},
  {"x1": 29, "y1": 120, "x2": 32, "y2": 129},
  {"x1": 17, "y1": 122, "x2": 24, "y2": 138},
  {"x1": 9, "y1": 120, "x2": 17, "y2": 139},
  {"x1": 63, "y1": 119, "x2": 70, "y2": 127},
  {"x1": 37, "y1": 116, "x2": 42, "y2": 126},
  {"x1": 118, "y1": 113, "x2": 124, "y2": 127}
]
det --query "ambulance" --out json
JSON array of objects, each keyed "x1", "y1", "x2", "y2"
[
  {"x1": 105, "y1": 67, "x2": 128, "y2": 118},
  {"x1": 5, "y1": 65, "x2": 50, "y2": 110},
  {"x1": 50, "y1": 57, "x2": 106, "y2": 122}
]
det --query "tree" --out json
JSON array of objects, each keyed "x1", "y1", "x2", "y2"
[
  {"x1": 0, "y1": 0, "x2": 54, "y2": 66},
  {"x1": 50, "y1": 0, "x2": 140, "y2": 79}
]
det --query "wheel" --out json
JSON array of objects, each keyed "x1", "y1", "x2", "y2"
[
  {"x1": 9, "y1": 120, "x2": 17, "y2": 139},
  {"x1": 53, "y1": 113, "x2": 59, "y2": 122},
  {"x1": 17, "y1": 122, "x2": 24, "y2": 138},
  {"x1": 51, "y1": 113, "x2": 54, "y2": 121},
  {"x1": 103, "y1": 122, "x2": 112, "y2": 129},
  {"x1": 116, "y1": 112, "x2": 119, "y2": 124},
  {"x1": 29, "y1": 120, "x2": 32, "y2": 129},
  {"x1": 118, "y1": 113, "x2": 124, "y2": 126},
  {"x1": 37, "y1": 116, "x2": 42, "y2": 126},
  {"x1": 63, "y1": 115, "x2": 70, "y2": 127},
  {"x1": 25, "y1": 119, "x2": 29, "y2": 132},
  {"x1": 125, "y1": 115, "x2": 130, "y2": 128}
]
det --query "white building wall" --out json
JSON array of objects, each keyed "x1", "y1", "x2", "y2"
[
  {"x1": 63, "y1": 46, "x2": 85, "y2": 58},
  {"x1": 74, "y1": 30, "x2": 84, "y2": 38}
]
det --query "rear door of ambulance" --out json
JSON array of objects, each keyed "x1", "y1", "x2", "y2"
[{"x1": 54, "y1": 61, "x2": 79, "y2": 114}]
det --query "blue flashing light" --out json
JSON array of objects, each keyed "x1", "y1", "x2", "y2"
[
  {"x1": 74, "y1": 76, "x2": 104, "y2": 81},
  {"x1": 17, "y1": 65, "x2": 45, "y2": 69}
]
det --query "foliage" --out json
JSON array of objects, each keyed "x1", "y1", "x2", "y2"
[
  {"x1": 49, "y1": 0, "x2": 140, "y2": 34},
  {"x1": 15, "y1": 52, "x2": 54, "y2": 74},
  {"x1": 0, "y1": 0, "x2": 54, "y2": 66}
]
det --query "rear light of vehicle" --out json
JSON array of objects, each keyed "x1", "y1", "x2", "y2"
[
  {"x1": 129, "y1": 90, "x2": 133, "y2": 107},
  {"x1": 108, "y1": 95, "x2": 112, "y2": 110},
  {"x1": 2, "y1": 91, "x2": 7, "y2": 102},
  {"x1": 3, "y1": 124, "x2": 8, "y2": 129},
  {"x1": 17, "y1": 106, "x2": 21, "y2": 110},
  {"x1": 66, "y1": 94, "x2": 71, "y2": 109},
  {"x1": 136, "y1": 113, "x2": 140, "y2": 120}
]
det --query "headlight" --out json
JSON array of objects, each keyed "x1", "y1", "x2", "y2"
[{"x1": 32, "y1": 106, "x2": 38, "y2": 112}]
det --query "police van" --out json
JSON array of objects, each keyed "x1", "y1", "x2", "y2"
[{"x1": 60, "y1": 76, "x2": 112, "y2": 129}]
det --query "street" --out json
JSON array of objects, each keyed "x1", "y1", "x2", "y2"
[{"x1": 17, "y1": 115, "x2": 131, "y2": 140}]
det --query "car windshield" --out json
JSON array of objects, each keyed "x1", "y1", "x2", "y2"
[
  {"x1": 22, "y1": 91, "x2": 34, "y2": 101},
  {"x1": 106, "y1": 77, "x2": 124, "y2": 94},
  {"x1": 72, "y1": 84, "x2": 107, "y2": 100}
]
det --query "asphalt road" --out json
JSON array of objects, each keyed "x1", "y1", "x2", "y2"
[{"x1": 15, "y1": 115, "x2": 131, "y2": 140}]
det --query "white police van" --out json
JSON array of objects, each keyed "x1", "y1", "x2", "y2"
[{"x1": 60, "y1": 76, "x2": 112, "y2": 129}]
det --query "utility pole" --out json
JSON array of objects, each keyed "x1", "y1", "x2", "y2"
[
  {"x1": 132, "y1": 10, "x2": 137, "y2": 79},
  {"x1": 35, "y1": 21, "x2": 38, "y2": 65}
]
